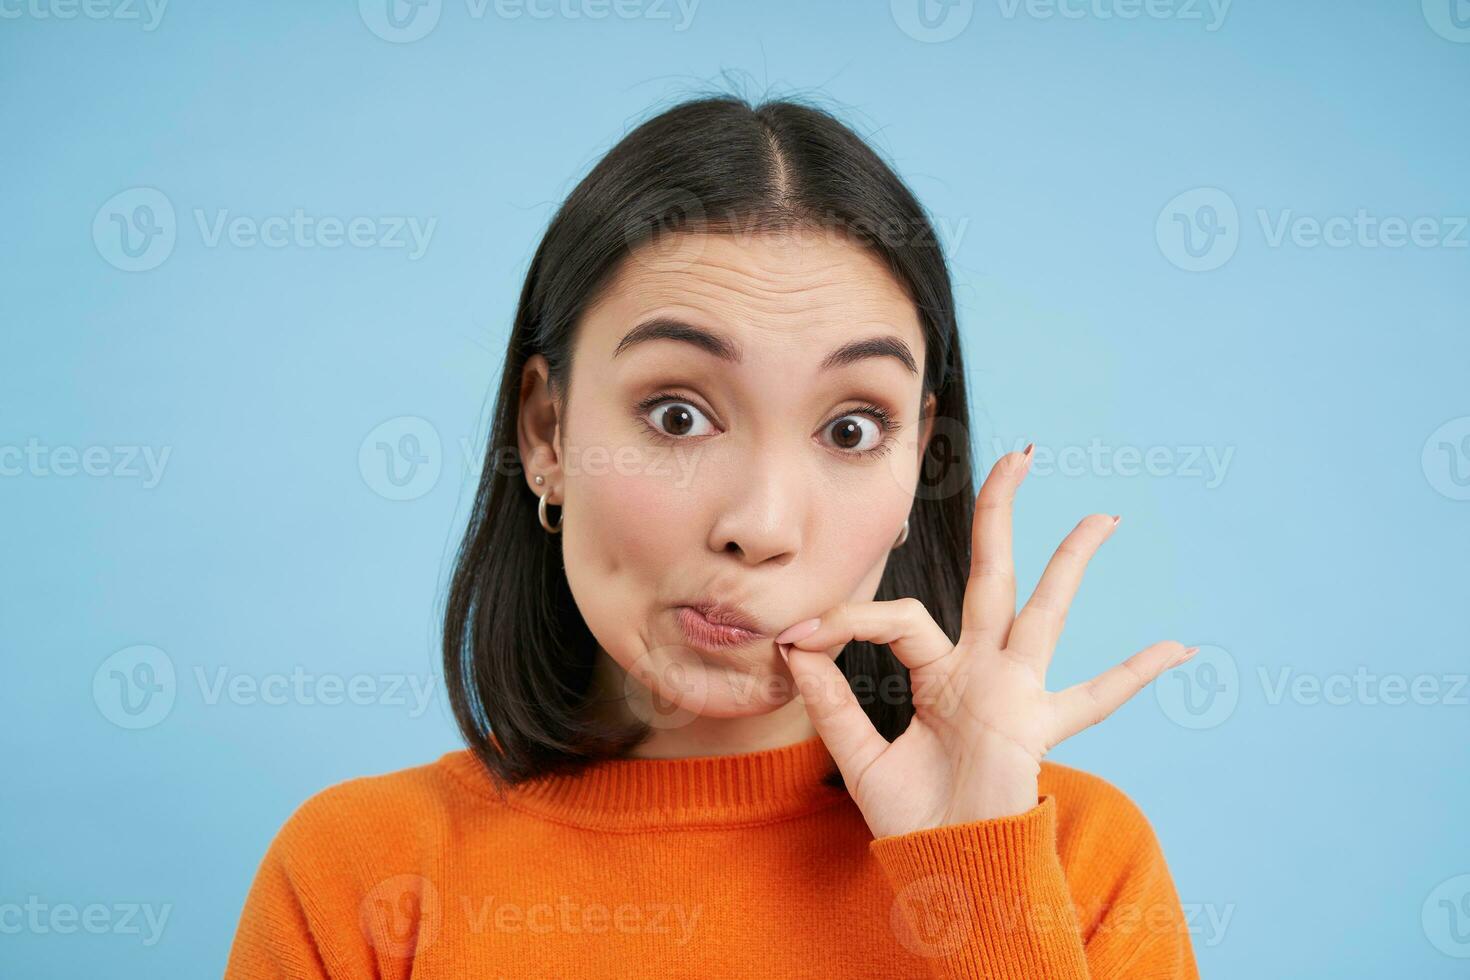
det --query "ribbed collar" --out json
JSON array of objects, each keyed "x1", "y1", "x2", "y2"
[{"x1": 442, "y1": 734, "x2": 850, "y2": 831}]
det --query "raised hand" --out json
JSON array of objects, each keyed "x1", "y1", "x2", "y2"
[{"x1": 775, "y1": 444, "x2": 1197, "y2": 839}]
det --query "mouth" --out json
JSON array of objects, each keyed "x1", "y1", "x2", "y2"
[{"x1": 676, "y1": 599, "x2": 770, "y2": 652}]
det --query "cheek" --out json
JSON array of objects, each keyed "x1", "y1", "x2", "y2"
[
  {"x1": 572, "y1": 464, "x2": 699, "y2": 561},
  {"x1": 814, "y1": 478, "x2": 911, "y2": 581},
  {"x1": 560, "y1": 463, "x2": 701, "y2": 651}
]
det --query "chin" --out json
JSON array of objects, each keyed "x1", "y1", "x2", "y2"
[
  {"x1": 695, "y1": 667, "x2": 794, "y2": 718},
  {"x1": 622, "y1": 642, "x2": 793, "y2": 723}
]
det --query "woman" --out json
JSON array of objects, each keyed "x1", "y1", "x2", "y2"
[{"x1": 225, "y1": 94, "x2": 1201, "y2": 978}]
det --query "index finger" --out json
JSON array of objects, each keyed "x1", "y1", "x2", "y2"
[{"x1": 778, "y1": 597, "x2": 954, "y2": 673}]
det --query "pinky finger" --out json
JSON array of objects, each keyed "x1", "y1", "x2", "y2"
[{"x1": 1048, "y1": 641, "x2": 1196, "y2": 745}]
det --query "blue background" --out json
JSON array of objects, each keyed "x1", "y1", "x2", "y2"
[{"x1": 3, "y1": 1, "x2": 1467, "y2": 976}]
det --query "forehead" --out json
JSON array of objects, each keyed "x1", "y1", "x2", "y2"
[{"x1": 578, "y1": 228, "x2": 925, "y2": 367}]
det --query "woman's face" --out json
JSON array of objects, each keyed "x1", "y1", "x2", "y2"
[{"x1": 521, "y1": 227, "x2": 935, "y2": 733}]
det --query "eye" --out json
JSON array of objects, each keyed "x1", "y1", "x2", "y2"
[
  {"x1": 821, "y1": 411, "x2": 888, "y2": 454},
  {"x1": 640, "y1": 396, "x2": 716, "y2": 439}
]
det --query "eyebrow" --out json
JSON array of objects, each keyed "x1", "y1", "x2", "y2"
[{"x1": 612, "y1": 317, "x2": 918, "y2": 375}]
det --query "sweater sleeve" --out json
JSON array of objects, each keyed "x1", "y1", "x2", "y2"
[{"x1": 868, "y1": 794, "x2": 1199, "y2": 980}]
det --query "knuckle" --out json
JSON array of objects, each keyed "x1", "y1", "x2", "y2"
[
  {"x1": 896, "y1": 596, "x2": 927, "y2": 618},
  {"x1": 975, "y1": 493, "x2": 1012, "y2": 513},
  {"x1": 970, "y1": 557, "x2": 1014, "y2": 580},
  {"x1": 1120, "y1": 656, "x2": 1150, "y2": 687},
  {"x1": 1026, "y1": 593, "x2": 1067, "y2": 620},
  {"x1": 1055, "y1": 542, "x2": 1091, "y2": 562},
  {"x1": 1082, "y1": 682, "x2": 1107, "y2": 728}
]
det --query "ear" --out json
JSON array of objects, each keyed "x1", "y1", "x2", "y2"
[{"x1": 517, "y1": 354, "x2": 563, "y2": 500}]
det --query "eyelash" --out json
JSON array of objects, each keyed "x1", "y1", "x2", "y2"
[{"x1": 633, "y1": 391, "x2": 901, "y2": 460}]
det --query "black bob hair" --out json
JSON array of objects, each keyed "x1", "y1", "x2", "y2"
[{"x1": 442, "y1": 92, "x2": 977, "y2": 792}]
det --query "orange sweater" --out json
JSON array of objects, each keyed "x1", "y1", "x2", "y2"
[{"x1": 224, "y1": 735, "x2": 1199, "y2": 978}]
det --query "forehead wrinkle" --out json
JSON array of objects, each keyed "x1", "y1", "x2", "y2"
[
  {"x1": 623, "y1": 230, "x2": 913, "y2": 304},
  {"x1": 670, "y1": 250, "x2": 866, "y2": 297},
  {"x1": 588, "y1": 232, "x2": 925, "y2": 367},
  {"x1": 629, "y1": 260, "x2": 915, "y2": 329}
]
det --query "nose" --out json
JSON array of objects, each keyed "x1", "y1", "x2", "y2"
[{"x1": 706, "y1": 453, "x2": 804, "y2": 567}]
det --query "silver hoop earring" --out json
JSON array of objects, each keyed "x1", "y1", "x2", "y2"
[
  {"x1": 538, "y1": 490, "x2": 562, "y2": 534},
  {"x1": 892, "y1": 518, "x2": 909, "y2": 549}
]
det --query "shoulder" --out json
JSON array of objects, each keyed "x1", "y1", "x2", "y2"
[
  {"x1": 1037, "y1": 759, "x2": 1167, "y2": 871},
  {"x1": 229, "y1": 751, "x2": 509, "y2": 975},
  {"x1": 260, "y1": 749, "x2": 506, "y2": 884}
]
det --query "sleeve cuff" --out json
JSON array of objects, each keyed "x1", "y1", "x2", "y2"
[{"x1": 868, "y1": 795, "x2": 1088, "y2": 977}]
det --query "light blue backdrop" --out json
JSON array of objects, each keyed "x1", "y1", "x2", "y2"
[{"x1": 3, "y1": 1, "x2": 1467, "y2": 976}]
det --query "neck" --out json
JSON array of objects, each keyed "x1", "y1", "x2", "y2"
[{"x1": 587, "y1": 646, "x2": 819, "y2": 759}]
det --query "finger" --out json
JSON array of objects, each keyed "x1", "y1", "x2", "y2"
[
  {"x1": 1005, "y1": 513, "x2": 1120, "y2": 663},
  {"x1": 961, "y1": 445, "x2": 1033, "y2": 645},
  {"x1": 1048, "y1": 640, "x2": 1194, "y2": 745},
  {"x1": 782, "y1": 645, "x2": 887, "y2": 787},
  {"x1": 778, "y1": 597, "x2": 954, "y2": 673}
]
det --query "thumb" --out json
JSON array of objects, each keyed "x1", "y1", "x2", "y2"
[{"x1": 781, "y1": 643, "x2": 886, "y2": 787}]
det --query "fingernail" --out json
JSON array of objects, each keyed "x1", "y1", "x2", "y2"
[
  {"x1": 1112, "y1": 514, "x2": 1122, "y2": 527},
  {"x1": 775, "y1": 617, "x2": 822, "y2": 645},
  {"x1": 1023, "y1": 442, "x2": 1034, "y2": 458},
  {"x1": 777, "y1": 642, "x2": 791, "y2": 664},
  {"x1": 1173, "y1": 645, "x2": 1200, "y2": 667}
]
